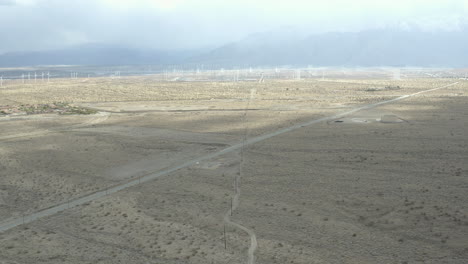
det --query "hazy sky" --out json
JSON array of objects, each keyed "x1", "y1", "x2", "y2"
[{"x1": 0, "y1": 0, "x2": 467, "y2": 53}]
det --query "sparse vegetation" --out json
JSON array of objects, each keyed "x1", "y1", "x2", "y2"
[
  {"x1": 1, "y1": 102, "x2": 97, "y2": 116},
  {"x1": 365, "y1": 85, "x2": 401, "y2": 92},
  {"x1": 0, "y1": 76, "x2": 466, "y2": 263}
]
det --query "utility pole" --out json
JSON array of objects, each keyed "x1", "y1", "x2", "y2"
[
  {"x1": 259, "y1": 73, "x2": 264, "y2": 83},
  {"x1": 224, "y1": 224, "x2": 227, "y2": 249}
]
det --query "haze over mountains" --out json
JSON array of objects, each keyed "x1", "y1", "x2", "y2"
[
  {"x1": 197, "y1": 28, "x2": 468, "y2": 67},
  {"x1": 0, "y1": 44, "x2": 198, "y2": 67},
  {"x1": 1, "y1": 28, "x2": 468, "y2": 68}
]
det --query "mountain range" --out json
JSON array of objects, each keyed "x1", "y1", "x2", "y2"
[{"x1": 1, "y1": 29, "x2": 468, "y2": 68}]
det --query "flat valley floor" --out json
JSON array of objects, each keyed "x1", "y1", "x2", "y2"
[{"x1": 0, "y1": 78, "x2": 467, "y2": 263}]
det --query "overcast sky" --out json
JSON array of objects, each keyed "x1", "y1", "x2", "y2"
[{"x1": 0, "y1": 0, "x2": 467, "y2": 53}]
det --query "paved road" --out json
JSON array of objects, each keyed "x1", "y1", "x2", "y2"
[{"x1": 0, "y1": 82, "x2": 459, "y2": 238}]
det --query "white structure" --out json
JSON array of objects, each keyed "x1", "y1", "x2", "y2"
[{"x1": 393, "y1": 69, "x2": 401, "y2": 80}]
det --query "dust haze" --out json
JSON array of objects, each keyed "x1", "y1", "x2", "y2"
[{"x1": 1, "y1": 1, "x2": 468, "y2": 264}]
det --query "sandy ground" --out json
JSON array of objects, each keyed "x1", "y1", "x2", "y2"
[{"x1": 0, "y1": 78, "x2": 467, "y2": 263}]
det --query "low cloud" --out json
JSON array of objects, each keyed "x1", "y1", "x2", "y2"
[
  {"x1": 0, "y1": 0, "x2": 467, "y2": 53},
  {"x1": 0, "y1": 0, "x2": 15, "y2": 6}
]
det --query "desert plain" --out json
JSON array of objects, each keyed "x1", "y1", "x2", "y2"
[{"x1": 0, "y1": 74, "x2": 467, "y2": 264}]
